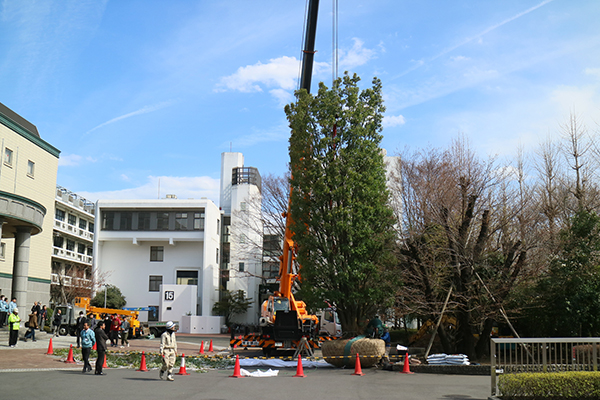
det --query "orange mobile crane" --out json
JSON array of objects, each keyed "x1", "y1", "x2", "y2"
[{"x1": 230, "y1": 0, "x2": 326, "y2": 356}]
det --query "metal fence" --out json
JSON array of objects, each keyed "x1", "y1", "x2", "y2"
[{"x1": 490, "y1": 337, "x2": 600, "y2": 396}]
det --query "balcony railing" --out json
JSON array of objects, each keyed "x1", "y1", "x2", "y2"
[
  {"x1": 54, "y1": 219, "x2": 94, "y2": 241},
  {"x1": 51, "y1": 273, "x2": 92, "y2": 288},
  {"x1": 52, "y1": 246, "x2": 93, "y2": 265},
  {"x1": 56, "y1": 186, "x2": 95, "y2": 215}
]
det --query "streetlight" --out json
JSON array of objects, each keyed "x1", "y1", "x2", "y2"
[{"x1": 104, "y1": 284, "x2": 108, "y2": 308}]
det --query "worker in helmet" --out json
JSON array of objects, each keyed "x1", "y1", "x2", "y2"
[
  {"x1": 366, "y1": 315, "x2": 384, "y2": 338},
  {"x1": 159, "y1": 321, "x2": 178, "y2": 381}
]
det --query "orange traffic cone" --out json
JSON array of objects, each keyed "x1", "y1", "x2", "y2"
[
  {"x1": 176, "y1": 353, "x2": 190, "y2": 375},
  {"x1": 102, "y1": 353, "x2": 108, "y2": 369},
  {"x1": 293, "y1": 357, "x2": 306, "y2": 377},
  {"x1": 208, "y1": 339, "x2": 213, "y2": 352},
  {"x1": 92, "y1": 342, "x2": 97, "y2": 350},
  {"x1": 399, "y1": 354, "x2": 414, "y2": 374},
  {"x1": 229, "y1": 354, "x2": 244, "y2": 378},
  {"x1": 199, "y1": 340, "x2": 205, "y2": 354},
  {"x1": 65, "y1": 344, "x2": 76, "y2": 363},
  {"x1": 46, "y1": 337, "x2": 54, "y2": 355},
  {"x1": 352, "y1": 353, "x2": 364, "y2": 376},
  {"x1": 138, "y1": 351, "x2": 148, "y2": 372}
]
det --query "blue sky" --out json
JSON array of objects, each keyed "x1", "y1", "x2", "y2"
[{"x1": 1, "y1": 0, "x2": 599, "y2": 205}]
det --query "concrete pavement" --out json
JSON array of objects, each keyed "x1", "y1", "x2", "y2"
[{"x1": 0, "y1": 367, "x2": 490, "y2": 400}]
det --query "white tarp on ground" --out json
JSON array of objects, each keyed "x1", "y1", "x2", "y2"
[
  {"x1": 237, "y1": 359, "x2": 336, "y2": 369},
  {"x1": 240, "y1": 368, "x2": 279, "y2": 377}
]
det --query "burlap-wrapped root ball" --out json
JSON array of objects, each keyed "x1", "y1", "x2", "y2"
[{"x1": 322, "y1": 338, "x2": 385, "y2": 368}]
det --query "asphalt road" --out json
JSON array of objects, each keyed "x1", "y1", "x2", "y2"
[{"x1": 0, "y1": 368, "x2": 490, "y2": 400}]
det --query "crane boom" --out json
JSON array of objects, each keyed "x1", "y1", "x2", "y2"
[{"x1": 299, "y1": 0, "x2": 320, "y2": 93}]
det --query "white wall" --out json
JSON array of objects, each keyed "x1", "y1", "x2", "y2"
[
  {"x1": 219, "y1": 152, "x2": 244, "y2": 215},
  {"x1": 227, "y1": 168, "x2": 263, "y2": 325},
  {"x1": 159, "y1": 284, "x2": 197, "y2": 322},
  {"x1": 94, "y1": 198, "x2": 221, "y2": 322}
]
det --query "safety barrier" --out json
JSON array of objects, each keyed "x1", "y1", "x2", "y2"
[{"x1": 490, "y1": 337, "x2": 600, "y2": 396}]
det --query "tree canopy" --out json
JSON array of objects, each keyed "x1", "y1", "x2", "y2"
[
  {"x1": 91, "y1": 285, "x2": 126, "y2": 309},
  {"x1": 212, "y1": 290, "x2": 253, "y2": 326},
  {"x1": 285, "y1": 73, "x2": 397, "y2": 334}
]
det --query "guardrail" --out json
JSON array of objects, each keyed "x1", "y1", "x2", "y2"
[{"x1": 491, "y1": 337, "x2": 600, "y2": 396}]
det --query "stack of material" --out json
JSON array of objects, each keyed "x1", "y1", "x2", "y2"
[{"x1": 427, "y1": 353, "x2": 470, "y2": 365}]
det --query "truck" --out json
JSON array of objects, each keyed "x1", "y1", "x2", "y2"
[
  {"x1": 230, "y1": 0, "x2": 341, "y2": 356},
  {"x1": 53, "y1": 297, "x2": 143, "y2": 337}
]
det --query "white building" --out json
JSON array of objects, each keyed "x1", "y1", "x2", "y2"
[
  {"x1": 93, "y1": 197, "x2": 222, "y2": 327},
  {"x1": 219, "y1": 152, "x2": 263, "y2": 325},
  {"x1": 51, "y1": 186, "x2": 95, "y2": 304}
]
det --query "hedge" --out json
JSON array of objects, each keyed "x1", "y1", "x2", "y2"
[{"x1": 498, "y1": 371, "x2": 600, "y2": 399}]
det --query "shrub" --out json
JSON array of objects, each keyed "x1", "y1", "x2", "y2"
[{"x1": 498, "y1": 371, "x2": 600, "y2": 399}]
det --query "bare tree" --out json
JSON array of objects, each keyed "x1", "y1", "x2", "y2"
[{"x1": 393, "y1": 136, "x2": 530, "y2": 360}]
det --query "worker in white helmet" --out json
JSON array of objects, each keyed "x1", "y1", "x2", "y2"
[{"x1": 159, "y1": 321, "x2": 178, "y2": 381}]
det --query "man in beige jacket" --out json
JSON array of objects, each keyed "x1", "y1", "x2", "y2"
[{"x1": 159, "y1": 321, "x2": 178, "y2": 381}]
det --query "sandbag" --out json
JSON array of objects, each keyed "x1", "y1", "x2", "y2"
[{"x1": 322, "y1": 337, "x2": 385, "y2": 368}]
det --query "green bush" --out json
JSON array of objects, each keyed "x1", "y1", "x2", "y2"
[{"x1": 498, "y1": 371, "x2": 600, "y2": 399}]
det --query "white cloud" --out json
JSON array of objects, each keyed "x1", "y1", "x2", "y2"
[
  {"x1": 383, "y1": 114, "x2": 406, "y2": 128},
  {"x1": 339, "y1": 38, "x2": 377, "y2": 70},
  {"x1": 216, "y1": 56, "x2": 301, "y2": 93},
  {"x1": 269, "y1": 88, "x2": 294, "y2": 106},
  {"x1": 85, "y1": 100, "x2": 175, "y2": 135},
  {"x1": 223, "y1": 122, "x2": 289, "y2": 148},
  {"x1": 120, "y1": 174, "x2": 130, "y2": 182},
  {"x1": 58, "y1": 154, "x2": 97, "y2": 167},
  {"x1": 585, "y1": 68, "x2": 600, "y2": 79},
  {"x1": 77, "y1": 176, "x2": 221, "y2": 205}
]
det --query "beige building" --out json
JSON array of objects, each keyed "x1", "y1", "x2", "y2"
[{"x1": 0, "y1": 102, "x2": 60, "y2": 307}]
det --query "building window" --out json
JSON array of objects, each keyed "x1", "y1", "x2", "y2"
[
  {"x1": 157, "y1": 212, "x2": 170, "y2": 230},
  {"x1": 149, "y1": 275, "x2": 163, "y2": 292},
  {"x1": 53, "y1": 235, "x2": 64, "y2": 248},
  {"x1": 87, "y1": 247, "x2": 93, "y2": 257},
  {"x1": 150, "y1": 246, "x2": 164, "y2": 262},
  {"x1": 66, "y1": 239, "x2": 75, "y2": 252},
  {"x1": 27, "y1": 160, "x2": 35, "y2": 177},
  {"x1": 0, "y1": 242, "x2": 5, "y2": 261},
  {"x1": 239, "y1": 262, "x2": 245, "y2": 272},
  {"x1": 176, "y1": 270, "x2": 198, "y2": 285},
  {"x1": 68, "y1": 214, "x2": 77, "y2": 226},
  {"x1": 240, "y1": 202, "x2": 247, "y2": 211},
  {"x1": 88, "y1": 222, "x2": 94, "y2": 233},
  {"x1": 138, "y1": 212, "x2": 150, "y2": 230},
  {"x1": 79, "y1": 219, "x2": 87, "y2": 230},
  {"x1": 216, "y1": 248, "x2": 219, "y2": 263},
  {"x1": 55, "y1": 209, "x2": 65, "y2": 222},
  {"x1": 175, "y1": 213, "x2": 188, "y2": 231},
  {"x1": 120, "y1": 212, "x2": 132, "y2": 230},
  {"x1": 193, "y1": 212, "x2": 204, "y2": 230},
  {"x1": 217, "y1": 220, "x2": 220, "y2": 235},
  {"x1": 102, "y1": 212, "x2": 115, "y2": 230},
  {"x1": 4, "y1": 148, "x2": 13, "y2": 166},
  {"x1": 77, "y1": 243, "x2": 86, "y2": 254}
]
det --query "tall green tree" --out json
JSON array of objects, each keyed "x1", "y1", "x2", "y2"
[
  {"x1": 285, "y1": 73, "x2": 397, "y2": 334},
  {"x1": 523, "y1": 210, "x2": 600, "y2": 337},
  {"x1": 91, "y1": 285, "x2": 126, "y2": 309}
]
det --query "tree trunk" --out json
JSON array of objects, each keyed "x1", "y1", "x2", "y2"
[{"x1": 475, "y1": 318, "x2": 494, "y2": 360}]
